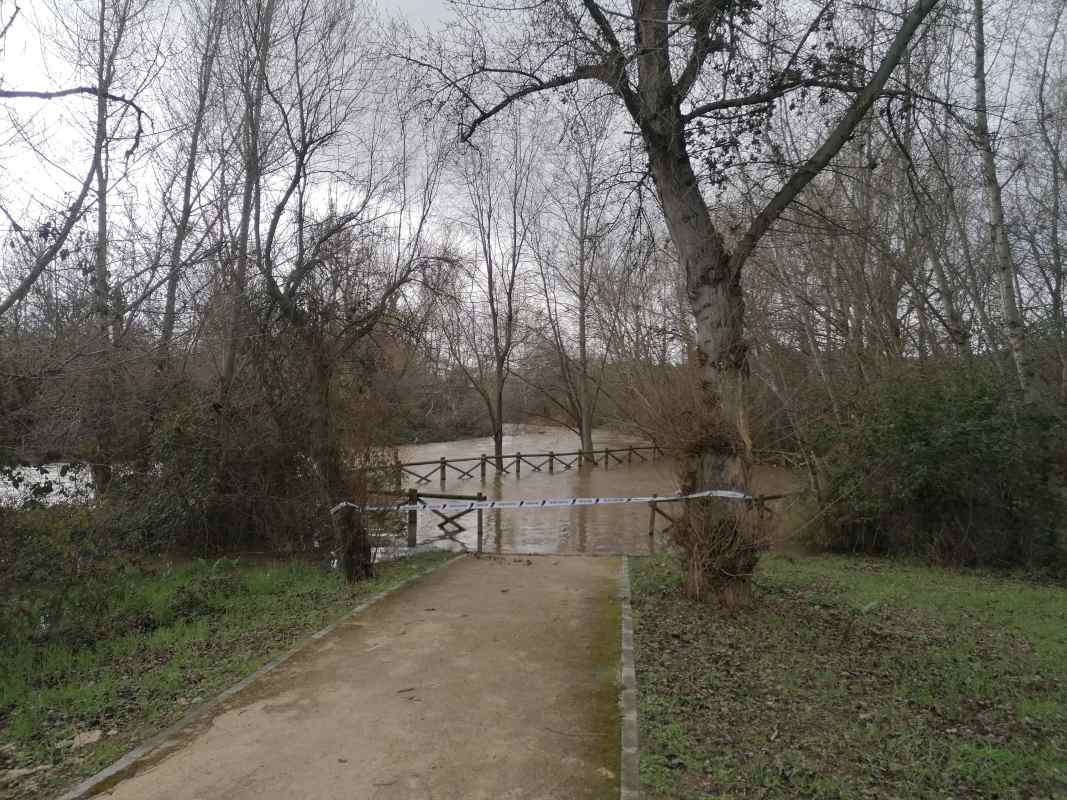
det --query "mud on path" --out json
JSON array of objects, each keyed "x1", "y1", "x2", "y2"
[{"x1": 84, "y1": 556, "x2": 621, "y2": 800}]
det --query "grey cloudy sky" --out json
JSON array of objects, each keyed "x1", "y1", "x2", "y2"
[{"x1": 386, "y1": 0, "x2": 452, "y2": 26}]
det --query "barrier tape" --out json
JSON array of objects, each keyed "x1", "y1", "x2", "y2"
[{"x1": 330, "y1": 488, "x2": 752, "y2": 516}]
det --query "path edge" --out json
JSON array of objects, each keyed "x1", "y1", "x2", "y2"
[
  {"x1": 619, "y1": 556, "x2": 640, "y2": 800},
  {"x1": 55, "y1": 552, "x2": 467, "y2": 800}
]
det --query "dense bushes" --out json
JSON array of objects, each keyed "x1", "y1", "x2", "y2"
[
  {"x1": 810, "y1": 363, "x2": 1066, "y2": 572},
  {"x1": 0, "y1": 504, "x2": 144, "y2": 645},
  {"x1": 125, "y1": 388, "x2": 333, "y2": 554}
]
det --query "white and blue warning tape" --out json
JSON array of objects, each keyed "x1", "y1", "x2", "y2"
[{"x1": 330, "y1": 488, "x2": 752, "y2": 516}]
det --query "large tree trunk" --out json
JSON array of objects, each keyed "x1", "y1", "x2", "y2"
[
  {"x1": 626, "y1": 0, "x2": 939, "y2": 604},
  {"x1": 645, "y1": 124, "x2": 760, "y2": 607}
]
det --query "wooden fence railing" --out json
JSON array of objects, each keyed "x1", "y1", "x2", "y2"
[
  {"x1": 400, "y1": 481, "x2": 675, "y2": 555},
  {"x1": 372, "y1": 444, "x2": 666, "y2": 485},
  {"x1": 399, "y1": 486, "x2": 672, "y2": 554},
  {"x1": 399, "y1": 489, "x2": 487, "y2": 551},
  {"x1": 375, "y1": 484, "x2": 800, "y2": 555}
]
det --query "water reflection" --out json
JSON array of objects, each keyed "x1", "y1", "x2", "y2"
[{"x1": 399, "y1": 426, "x2": 682, "y2": 555}]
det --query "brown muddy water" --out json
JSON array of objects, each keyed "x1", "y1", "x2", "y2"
[{"x1": 392, "y1": 425, "x2": 804, "y2": 556}]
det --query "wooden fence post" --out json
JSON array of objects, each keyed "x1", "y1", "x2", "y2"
[
  {"x1": 548, "y1": 451, "x2": 554, "y2": 474},
  {"x1": 439, "y1": 457, "x2": 447, "y2": 484},
  {"x1": 340, "y1": 505, "x2": 373, "y2": 583},
  {"x1": 407, "y1": 488, "x2": 418, "y2": 548},
  {"x1": 480, "y1": 454, "x2": 487, "y2": 480},
  {"x1": 604, "y1": 447, "x2": 610, "y2": 469},
  {"x1": 647, "y1": 494, "x2": 658, "y2": 538},
  {"x1": 516, "y1": 452, "x2": 521, "y2": 477},
  {"x1": 476, "y1": 492, "x2": 485, "y2": 555}
]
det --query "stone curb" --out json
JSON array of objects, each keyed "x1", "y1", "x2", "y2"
[
  {"x1": 55, "y1": 553, "x2": 467, "y2": 800},
  {"x1": 619, "y1": 556, "x2": 640, "y2": 800}
]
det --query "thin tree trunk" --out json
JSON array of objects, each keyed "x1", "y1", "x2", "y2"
[
  {"x1": 1037, "y1": 6, "x2": 1067, "y2": 401},
  {"x1": 974, "y1": 0, "x2": 1037, "y2": 400},
  {"x1": 577, "y1": 178, "x2": 595, "y2": 459},
  {"x1": 90, "y1": 0, "x2": 116, "y2": 495},
  {"x1": 494, "y1": 361, "x2": 505, "y2": 468},
  {"x1": 160, "y1": 1, "x2": 222, "y2": 364},
  {"x1": 222, "y1": 0, "x2": 276, "y2": 403}
]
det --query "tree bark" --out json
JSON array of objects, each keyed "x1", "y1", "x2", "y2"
[
  {"x1": 89, "y1": 0, "x2": 120, "y2": 496},
  {"x1": 221, "y1": 0, "x2": 276, "y2": 404},
  {"x1": 644, "y1": 117, "x2": 754, "y2": 604},
  {"x1": 493, "y1": 368, "x2": 505, "y2": 468},
  {"x1": 160, "y1": 0, "x2": 223, "y2": 364},
  {"x1": 577, "y1": 170, "x2": 596, "y2": 460},
  {"x1": 339, "y1": 505, "x2": 373, "y2": 583},
  {"x1": 973, "y1": 0, "x2": 1038, "y2": 400}
]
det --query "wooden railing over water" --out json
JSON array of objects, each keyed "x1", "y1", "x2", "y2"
[
  {"x1": 403, "y1": 489, "x2": 486, "y2": 550},
  {"x1": 401, "y1": 486, "x2": 666, "y2": 554},
  {"x1": 345, "y1": 443, "x2": 803, "y2": 555},
  {"x1": 368, "y1": 444, "x2": 667, "y2": 485}
]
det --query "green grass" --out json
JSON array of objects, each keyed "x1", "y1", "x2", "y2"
[
  {"x1": 0, "y1": 551, "x2": 454, "y2": 799},
  {"x1": 630, "y1": 553, "x2": 1067, "y2": 799}
]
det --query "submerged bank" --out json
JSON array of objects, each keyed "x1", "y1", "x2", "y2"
[{"x1": 0, "y1": 551, "x2": 454, "y2": 800}]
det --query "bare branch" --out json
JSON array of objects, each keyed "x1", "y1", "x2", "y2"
[
  {"x1": 0, "y1": 86, "x2": 149, "y2": 158},
  {"x1": 728, "y1": 0, "x2": 942, "y2": 275},
  {"x1": 0, "y1": 161, "x2": 96, "y2": 317}
]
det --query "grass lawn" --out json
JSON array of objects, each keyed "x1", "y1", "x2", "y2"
[
  {"x1": 0, "y1": 550, "x2": 454, "y2": 799},
  {"x1": 631, "y1": 553, "x2": 1067, "y2": 799}
]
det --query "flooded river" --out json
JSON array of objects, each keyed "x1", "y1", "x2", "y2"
[
  {"x1": 2, "y1": 424, "x2": 804, "y2": 556},
  {"x1": 395, "y1": 425, "x2": 682, "y2": 555}
]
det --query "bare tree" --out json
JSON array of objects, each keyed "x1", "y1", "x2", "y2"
[
  {"x1": 408, "y1": 0, "x2": 942, "y2": 603},
  {"x1": 972, "y1": 0, "x2": 1039, "y2": 400},
  {"x1": 0, "y1": 1, "x2": 148, "y2": 318},
  {"x1": 1023, "y1": 0, "x2": 1067, "y2": 400},
  {"x1": 530, "y1": 101, "x2": 630, "y2": 458},
  {"x1": 440, "y1": 109, "x2": 541, "y2": 467},
  {"x1": 156, "y1": 0, "x2": 226, "y2": 364}
]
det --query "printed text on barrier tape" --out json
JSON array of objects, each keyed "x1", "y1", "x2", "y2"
[{"x1": 329, "y1": 489, "x2": 752, "y2": 516}]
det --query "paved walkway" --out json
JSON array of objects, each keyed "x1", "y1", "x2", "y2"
[{"x1": 89, "y1": 555, "x2": 622, "y2": 800}]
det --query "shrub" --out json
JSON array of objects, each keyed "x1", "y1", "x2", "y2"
[
  {"x1": 0, "y1": 504, "x2": 141, "y2": 645},
  {"x1": 809, "y1": 363, "x2": 1066, "y2": 572}
]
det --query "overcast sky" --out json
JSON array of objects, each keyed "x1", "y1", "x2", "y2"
[
  {"x1": 0, "y1": 0, "x2": 457, "y2": 222},
  {"x1": 387, "y1": 0, "x2": 452, "y2": 27}
]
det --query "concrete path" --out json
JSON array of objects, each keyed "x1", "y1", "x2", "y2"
[{"x1": 89, "y1": 555, "x2": 622, "y2": 800}]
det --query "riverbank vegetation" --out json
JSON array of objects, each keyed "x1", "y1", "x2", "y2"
[
  {"x1": 1, "y1": 1, "x2": 1066, "y2": 608},
  {"x1": 5, "y1": 0, "x2": 1067, "y2": 794},
  {"x1": 0, "y1": 550, "x2": 452, "y2": 799},
  {"x1": 631, "y1": 553, "x2": 1067, "y2": 799}
]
